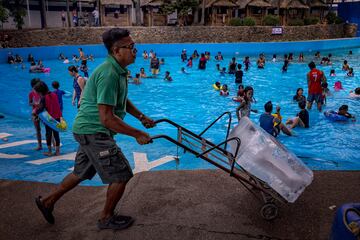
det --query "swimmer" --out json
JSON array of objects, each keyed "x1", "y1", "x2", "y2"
[
  {"x1": 338, "y1": 105, "x2": 355, "y2": 121},
  {"x1": 140, "y1": 67, "x2": 147, "y2": 78},
  {"x1": 321, "y1": 82, "x2": 330, "y2": 105},
  {"x1": 220, "y1": 84, "x2": 229, "y2": 96},
  {"x1": 330, "y1": 69, "x2": 336, "y2": 77},
  {"x1": 160, "y1": 58, "x2": 165, "y2": 65},
  {"x1": 181, "y1": 67, "x2": 189, "y2": 74},
  {"x1": 58, "y1": 53, "x2": 66, "y2": 60},
  {"x1": 213, "y1": 81, "x2": 221, "y2": 90},
  {"x1": 342, "y1": 60, "x2": 350, "y2": 71},
  {"x1": 192, "y1": 50, "x2": 199, "y2": 59},
  {"x1": 288, "y1": 53, "x2": 293, "y2": 61},
  {"x1": 272, "y1": 54, "x2": 276, "y2": 62},
  {"x1": 259, "y1": 101, "x2": 292, "y2": 137},
  {"x1": 132, "y1": 74, "x2": 141, "y2": 84},
  {"x1": 286, "y1": 100, "x2": 309, "y2": 129},
  {"x1": 235, "y1": 64, "x2": 243, "y2": 84},
  {"x1": 28, "y1": 54, "x2": 35, "y2": 62},
  {"x1": 349, "y1": 87, "x2": 360, "y2": 97},
  {"x1": 63, "y1": 57, "x2": 70, "y2": 64},
  {"x1": 181, "y1": 49, "x2": 187, "y2": 62},
  {"x1": 236, "y1": 86, "x2": 258, "y2": 120},
  {"x1": 347, "y1": 68, "x2": 354, "y2": 77},
  {"x1": 228, "y1": 57, "x2": 237, "y2": 74},
  {"x1": 282, "y1": 54, "x2": 289, "y2": 73},
  {"x1": 244, "y1": 56, "x2": 250, "y2": 71},
  {"x1": 315, "y1": 51, "x2": 320, "y2": 59},
  {"x1": 215, "y1": 52, "x2": 223, "y2": 61},
  {"x1": 298, "y1": 53, "x2": 304, "y2": 62},
  {"x1": 216, "y1": 63, "x2": 221, "y2": 71},
  {"x1": 334, "y1": 81, "x2": 343, "y2": 91},
  {"x1": 293, "y1": 88, "x2": 306, "y2": 103},
  {"x1": 220, "y1": 67, "x2": 226, "y2": 76},
  {"x1": 186, "y1": 57, "x2": 193, "y2": 67},
  {"x1": 257, "y1": 54, "x2": 265, "y2": 69},
  {"x1": 164, "y1": 71, "x2": 173, "y2": 81},
  {"x1": 142, "y1": 50, "x2": 148, "y2": 59}
]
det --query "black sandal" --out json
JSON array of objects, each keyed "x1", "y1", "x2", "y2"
[{"x1": 35, "y1": 196, "x2": 55, "y2": 224}]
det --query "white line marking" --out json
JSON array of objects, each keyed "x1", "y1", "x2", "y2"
[
  {"x1": 0, "y1": 153, "x2": 28, "y2": 159},
  {"x1": 0, "y1": 140, "x2": 47, "y2": 149},
  {"x1": 133, "y1": 152, "x2": 177, "y2": 174},
  {"x1": 27, "y1": 152, "x2": 76, "y2": 165},
  {"x1": 0, "y1": 133, "x2": 12, "y2": 139}
]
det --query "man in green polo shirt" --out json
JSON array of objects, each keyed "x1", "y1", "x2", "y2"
[{"x1": 35, "y1": 28, "x2": 155, "y2": 230}]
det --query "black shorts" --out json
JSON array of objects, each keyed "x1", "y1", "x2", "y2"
[{"x1": 73, "y1": 133, "x2": 133, "y2": 184}]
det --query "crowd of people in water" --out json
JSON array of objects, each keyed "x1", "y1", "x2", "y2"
[{"x1": 5, "y1": 46, "x2": 359, "y2": 155}]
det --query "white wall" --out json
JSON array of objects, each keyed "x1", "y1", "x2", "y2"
[{"x1": 2, "y1": 10, "x2": 72, "y2": 29}]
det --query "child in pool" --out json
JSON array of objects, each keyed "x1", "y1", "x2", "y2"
[
  {"x1": 213, "y1": 81, "x2": 221, "y2": 90},
  {"x1": 330, "y1": 69, "x2": 336, "y2": 77},
  {"x1": 350, "y1": 87, "x2": 360, "y2": 96},
  {"x1": 334, "y1": 81, "x2": 343, "y2": 91},
  {"x1": 187, "y1": 57, "x2": 193, "y2": 67},
  {"x1": 298, "y1": 53, "x2": 304, "y2": 62},
  {"x1": 80, "y1": 60, "x2": 89, "y2": 78},
  {"x1": 142, "y1": 50, "x2": 148, "y2": 59},
  {"x1": 140, "y1": 67, "x2": 147, "y2": 78},
  {"x1": 347, "y1": 68, "x2": 354, "y2": 77},
  {"x1": 259, "y1": 102, "x2": 292, "y2": 137},
  {"x1": 181, "y1": 67, "x2": 189, "y2": 74},
  {"x1": 132, "y1": 74, "x2": 141, "y2": 84},
  {"x1": 293, "y1": 88, "x2": 306, "y2": 103},
  {"x1": 236, "y1": 86, "x2": 258, "y2": 120},
  {"x1": 338, "y1": 105, "x2": 355, "y2": 120},
  {"x1": 244, "y1": 56, "x2": 250, "y2": 71},
  {"x1": 342, "y1": 60, "x2": 350, "y2": 71},
  {"x1": 272, "y1": 54, "x2": 276, "y2": 62},
  {"x1": 220, "y1": 67, "x2": 226, "y2": 76},
  {"x1": 286, "y1": 100, "x2": 309, "y2": 129},
  {"x1": 164, "y1": 71, "x2": 172, "y2": 81},
  {"x1": 321, "y1": 82, "x2": 330, "y2": 105},
  {"x1": 220, "y1": 84, "x2": 229, "y2": 96}
]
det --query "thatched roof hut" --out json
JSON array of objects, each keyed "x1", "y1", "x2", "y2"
[
  {"x1": 280, "y1": 0, "x2": 309, "y2": 9},
  {"x1": 101, "y1": 0, "x2": 133, "y2": 5},
  {"x1": 308, "y1": 0, "x2": 328, "y2": 8},
  {"x1": 236, "y1": 0, "x2": 252, "y2": 9},
  {"x1": 247, "y1": 0, "x2": 272, "y2": 8},
  {"x1": 141, "y1": 0, "x2": 164, "y2": 7},
  {"x1": 206, "y1": 0, "x2": 238, "y2": 8}
]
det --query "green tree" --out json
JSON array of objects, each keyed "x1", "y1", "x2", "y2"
[
  {"x1": 0, "y1": 2, "x2": 9, "y2": 29},
  {"x1": 162, "y1": 0, "x2": 199, "y2": 25},
  {"x1": 4, "y1": 0, "x2": 26, "y2": 29}
]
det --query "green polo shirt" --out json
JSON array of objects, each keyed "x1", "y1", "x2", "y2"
[{"x1": 72, "y1": 55, "x2": 128, "y2": 136}]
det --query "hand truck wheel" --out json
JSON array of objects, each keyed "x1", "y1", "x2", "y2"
[{"x1": 260, "y1": 203, "x2": 278, "y2": 221}]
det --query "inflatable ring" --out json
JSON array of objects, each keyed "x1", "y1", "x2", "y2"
[
  {"x1": 349, "y1": 93, "x2": 360, "y2": 98},
  {"x1": 39, "y1": 111, "x2": 67, "y2": 132},
  {"x1": 324, "y1": 110, "x2": 349, "y2": 122},
  {"x1": 42, "y1": 67, "x2": 51, "y2": 73},
  {"x1": 63, "y1": 90, "x2": 72, "y2": 98},
  {"x1": 212, "y1": 84, "x2": 221, "y2": 91}
]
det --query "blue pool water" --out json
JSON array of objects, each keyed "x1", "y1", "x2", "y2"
[{"x1": 0, "y1": 40, "x2": 359, "y2": 185}]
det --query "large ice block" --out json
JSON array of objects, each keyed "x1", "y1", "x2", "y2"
[{"x1": 228, "y1": 117, "x2": 313, "y2": 203}]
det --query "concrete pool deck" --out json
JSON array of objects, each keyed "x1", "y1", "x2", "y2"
[{"x1": 0, "y1": 170, "x2": 359, "y2": 240}]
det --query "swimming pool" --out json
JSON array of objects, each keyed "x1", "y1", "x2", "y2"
[{"x1": 0, "y1": 39, "x2": 359, "y2": 185}]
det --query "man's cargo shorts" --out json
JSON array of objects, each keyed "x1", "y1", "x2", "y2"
[{"x1": 73, "y1": 133, "x2": 133, "y2": 184}]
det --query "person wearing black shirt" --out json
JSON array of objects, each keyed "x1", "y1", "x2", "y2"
[{"x1": 235, "y1": 64, "x2": 243, "y2": 84}]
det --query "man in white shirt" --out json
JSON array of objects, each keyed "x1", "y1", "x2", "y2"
[{"x1": 92, "y1": 8, "x2": 99, "y2": 26}]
